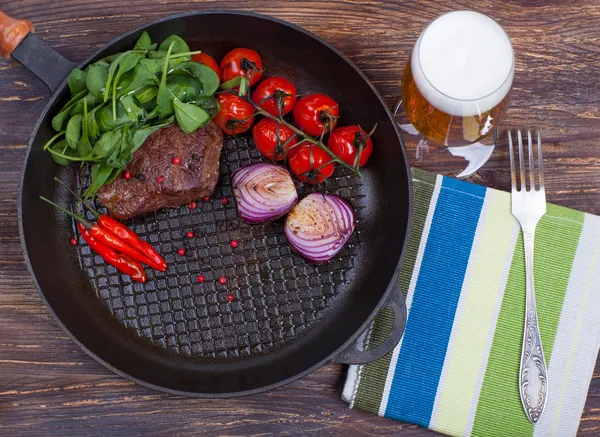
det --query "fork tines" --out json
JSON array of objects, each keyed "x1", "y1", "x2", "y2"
[{"x1": 508, "y1": 130, "x2": 544, "y2": 192}]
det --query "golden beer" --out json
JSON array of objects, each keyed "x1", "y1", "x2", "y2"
[{"x1": 402, "y1": 11, "x2": 514, "y2": 147}]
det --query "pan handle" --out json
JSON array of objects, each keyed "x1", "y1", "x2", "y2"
[
  {"x1": 0, "y1": 9, "x2": 76, "y2": 92},
  {"x1": 0, "y1": 10, "x2": 33, "y2": 59},
  {"x1": 333, "y1": 282, "x2": 407, "y2": 365}
]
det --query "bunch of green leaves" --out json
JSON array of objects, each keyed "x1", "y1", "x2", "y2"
[{"x1": 44, "y1": 32, "x2": 221, "y2": 198}]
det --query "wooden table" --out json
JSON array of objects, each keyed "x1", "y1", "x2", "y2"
[{"x1": 1, "y1": 1, "x2": 599, "y2": 435}]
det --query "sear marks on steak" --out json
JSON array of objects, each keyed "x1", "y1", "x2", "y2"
[{"x1": 98, "y1": 122, "x2": 223, "y2": 220}]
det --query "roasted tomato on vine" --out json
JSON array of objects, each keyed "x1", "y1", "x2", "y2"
[
  {"x1": 220, "y1": 48, "x2": 263, "y2": 86},
  {"x1": 191, "y1": 52, "x2": 220, "y2": 77},
  {"x1": 327, "y1": 126, "x2": 373, "y2": 167},
  {"x1": 252, "y1": 119, "x2": 298, "y2": 161},
  {"x1": 293, "y1": 94, "x2": 339, "y2": 137},
  {"x1": 288, "y1": 144, "x2": 335, "y2": 184},
  {"x1": 214, "y1": 92, "x2": 256, "y2": 135},
  {"x1": 252, "y1": 76, "x2": 297, "y2": 116}
]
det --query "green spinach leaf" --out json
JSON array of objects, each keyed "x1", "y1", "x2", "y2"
[
  {"x1": 120, "y1": 95, "x2": 146, "y2": 125},
  {"x1": 49, "y1": 140, "x2": 75, "y2": 165},
  {"x1": 135, "y1": 86, "x2": 158, "y2": 104},
  {"x1": 158, "y1": 35, "x2": 190, "y2": 55},
  {"x1": 114, "y1": 53, "x2": 146, "y2": 86},
  {"x1": 105, "y1": 167, "x2": 122, "y2": 185},
  {"x1": 65, "y1": 114, "x2": 83, "y2": 149},
  {"x1": 107, "y1": 126, "x2": 131, "y2": 170},
  {"x1": 118, "y1": 64, "x2": 158, "y2": 97},
  {"x1": 156, "y1": 42, "x2": 175, "y2": 118},
  {"x1": 147, "y1": 50, "x2": 198, "y2": 68},
  {"x1": 87, "y1": 102, "x2": 106, "y2": 140},
  {"x1": 51, "y1": 110, "x2": 72, "y2": 133},
  {"x1": 188, "y1": 95, "x2": 220, "y2": 119},
  {"x1": 51, "y1": 89, "x2": 87, "y2": 131},
  {"x1": 42, "y1": 131, "x2": 65, "y2": 151},
  {"x1": 111, "y1": 51, "x2": 145, "y2": 118},
  {"x1": 69, "y1": 93, "x2": 97, "y2": 117},
  {"x1": 138, "y1": 57, "x2": 164, "y2": 75},
  {"x1": 103, "y1": 51, "x2": 129, "y2": 102},
  {"x1": 171, "y1": 61, "x2": 219, "y2": 96},
  {"x1": 84, "y1": 163, "x2": 115, "y2": 199},
  {"x1": 86, "y1": 129, "x2": 123, "y2": 161},
  {"x1": 86, "y1": 64, "x2": 109, "y2": 100},
  {"x1": 156, "y1": 83, "x2": 173, "y2": 118},
  {"x1": 134, "y1": 31, "x2": 156, "y2": 51},
  {"x1": 78, "y1": 98, "x2": 92, "y2": 157},
  {"x1": 173, "y1": 97, "x2": 210, "y2": 134},
  {"x1": 131, "y1": 118, "x2": 174, "y2": 153},
  {"x1": 96, "y1": 52, "x2": 122, "y2": 65},
  {"x1": 68, "y1": 69, "x2": 87, "y2": 95},
  {"x1": 147, "y1": 50, "x2": 167, "y2": 59},
  {"x1": 166, "y1": 75, "x2": 202, "y2": 102},
  {"x1": 78, "y1": 135, "x2": 92, "y2": 158},
  {"x1": 96, "y1": 104, "x2": 134, "y2": 132}
]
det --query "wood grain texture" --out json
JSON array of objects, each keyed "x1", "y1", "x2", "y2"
[{"x1": 0, "y1": 0, "x2": 599, "y2": 436}]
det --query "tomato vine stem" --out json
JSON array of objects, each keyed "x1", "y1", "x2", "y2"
[
  {"x1": 221, "y1": 77, "x2": 365, "y2": 178},
  {"x1": 249, "y1": 102, "x2": 361, "y2": 176}
]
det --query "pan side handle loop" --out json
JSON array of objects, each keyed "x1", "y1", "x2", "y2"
[
  {"x1": 0, "y1": 9, "x2": 76, "y2": 92},
  {"x1": 333, "y1": 282, "x2": 407, "y2": 365}
]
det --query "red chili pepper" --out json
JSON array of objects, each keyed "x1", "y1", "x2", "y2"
[
  {"x1": 88, "y1": 225, "x2": 164, "y2": 271},
  {"x1": 97, "y1": 215, "x2": 167, "y2": 271},
  {"x1": 51, "y1": 178, "x2": 168, "y2": 272},
  {"x1": 77, "y1": 223, "x2": 146, "y2": 283},
  {"x1": 40, "y1": 194, "x2": 165, "y2": 272}
]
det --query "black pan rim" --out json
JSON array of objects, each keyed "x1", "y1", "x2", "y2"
[{"x1": 18, "y1": 9, "x2": 413, "y2": 397}]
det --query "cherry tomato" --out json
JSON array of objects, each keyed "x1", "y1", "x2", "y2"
[
  {"x1": 220, "y1": 48, "x2": 263, "y2": 86},
  {"x1": 328, "y1": 126, "x2": 373, "y2": 167},
  {"x1": 288, "y1": 144, "x2": 335, "y2": 184},
  {"x1": 252, "y1": 118, "x2": 298, "y2": 161},
  {"x1": 293, "y1": 94, "x2": 339, "y2": 137},
  {"x1": 252, "y1": 76, "x2": 297, "y2": 116},
  {"x1": 191, "y1": 52, "x2": 220, "y2": 77},
  {"x1": 214, "y1": 93, "x2": 256, "y2": 135}
]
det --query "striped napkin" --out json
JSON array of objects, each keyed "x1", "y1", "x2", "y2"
[{"x1": 342, "y1": 168, "x2": 600, "y2": 437}]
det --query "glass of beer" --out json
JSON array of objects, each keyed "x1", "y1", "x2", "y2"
[{"x1": 402, "y1": 11, "x2": 514, "y2": 147}]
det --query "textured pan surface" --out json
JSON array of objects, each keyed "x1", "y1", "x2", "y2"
[{"x1": 77, "y1": 136, "x2": 364, "y2": 358}]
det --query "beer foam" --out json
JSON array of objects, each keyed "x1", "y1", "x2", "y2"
[{"x1": 411, "y1": 11, "x2": 514, "y2": 116}]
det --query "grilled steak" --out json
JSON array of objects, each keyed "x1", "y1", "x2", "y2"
[{"x1": 98, "y1": 122, "x2": 223, "y2": 220}]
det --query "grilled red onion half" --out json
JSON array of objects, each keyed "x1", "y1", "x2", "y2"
[
  {"x1": 232, "y1": 163, "x2": 298, "y2": 224},
  {"x1": 284, "y1": 193, "x2": 355, "y2": 263}
]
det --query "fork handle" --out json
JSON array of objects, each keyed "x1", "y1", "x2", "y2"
[{"x1": 519, "y1": 227, "x2": 548, "y2": 424}]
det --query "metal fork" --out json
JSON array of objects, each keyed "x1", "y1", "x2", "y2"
[{"x1": 508, "y1": 130, "x2": 548, "y2": 424}]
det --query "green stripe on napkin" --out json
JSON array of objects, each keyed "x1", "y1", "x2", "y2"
[{"x1": 472, "y1": 207, "x2": 583, "y2": 437}]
